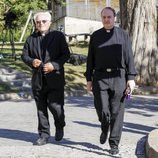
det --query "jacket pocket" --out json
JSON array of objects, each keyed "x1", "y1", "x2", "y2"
[{"x1": 45, "y1": 70, "x2": 65, "y2": 89}]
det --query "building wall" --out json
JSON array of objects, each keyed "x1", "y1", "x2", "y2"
[
  {"x1": 51, "y1": 0, "x2": 120, "y2": 41},
  {"x1": 66, "y1": 0, "x2": 119, "y2": 20},
  {"x1": 66, "y1": 0, "x2": 105, "y2": 21},
  {"x1": 64, "y1": 17, "x2": 102, "y2": 34},
  {"x1": 51, "y1": 16, "x2": 119, "y2": 43},
  {"x1": 50, "y1": 0, "x2": 120, "y2": 22}
]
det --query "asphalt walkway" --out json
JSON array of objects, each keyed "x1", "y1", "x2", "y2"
[{"x1": 0, "y1": 95, "x2": 158, "y2": 158}]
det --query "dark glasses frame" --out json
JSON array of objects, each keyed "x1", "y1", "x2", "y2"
[{"x1": 36, "y1": 20, "x2": 49, "y2": 24}]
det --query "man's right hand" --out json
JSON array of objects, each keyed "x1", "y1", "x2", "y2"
[
  {"x1": 87, "y1": 81, "x2": 92, "y2": 92},
  {"x1": 32, "y1": 59, "x2": 42, "y2": 68}
]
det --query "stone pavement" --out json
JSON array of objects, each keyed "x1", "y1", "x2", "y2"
[{"x1": 0, "y1": 95, "x2": 158, "y2": 158}]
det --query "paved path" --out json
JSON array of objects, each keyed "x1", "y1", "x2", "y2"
[{"x1": 0, "y1": 95, "x2": 158, "y2": 158}]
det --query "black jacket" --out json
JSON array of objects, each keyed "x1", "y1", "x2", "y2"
[{"x1": 21, "y1": 29, "x2": 70, "y2": 90}]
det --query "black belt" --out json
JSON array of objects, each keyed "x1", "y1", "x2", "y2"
[{"x1": 96, "y1": 68, "x2": 120, "y2": 73}]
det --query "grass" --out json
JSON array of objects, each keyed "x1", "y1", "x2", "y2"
[
  {"x1": 65, "y1": 63, "x2": 86, "y2": 91},
  {"x1": 0, "y1": 43, "x2": 88, "y2": 93}
]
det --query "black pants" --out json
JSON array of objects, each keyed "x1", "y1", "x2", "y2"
[
  {"x1": 93, "y1": 71, "x2": 126, "y2": 148},
  {"x1": 33, "y1": 82, "x2": 65, "y2": 139}
]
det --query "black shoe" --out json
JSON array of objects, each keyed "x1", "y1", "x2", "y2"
[
  {"x1": 33, "y1": 137, "x2": 48, "y2": 146},
  {"x1": 100, "y1": 132, "x2": 108, "y2": 144},
  {"x1": 109, "y1": 147, "x2": 119, "y2": 155},
  {"x1": 55, "y1": 129, "x2": 64, "y2": 141}
]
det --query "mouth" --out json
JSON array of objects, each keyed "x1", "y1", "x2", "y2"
[{"x1": 105, "y1": 22, "x2": 110, "y2": 24}]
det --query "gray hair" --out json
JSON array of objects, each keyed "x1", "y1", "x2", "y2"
[{"x1": 33, "y1": 11, "x2": 51, "y2": 21}]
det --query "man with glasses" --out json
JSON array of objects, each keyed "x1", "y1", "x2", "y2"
[
  {"x1": 21, "y1": 11, "x2": 70, "y2": 145},
  {"x1": 85, "y1": 7, "x2": 136, "y2": 155}
]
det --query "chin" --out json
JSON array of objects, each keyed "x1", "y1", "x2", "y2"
[
  {"x1": 104, "y1": 26, "x2": 113, "y2": 30},
  {"x1": 40, "y1": 30, "x2": 47, "y2": 33}
]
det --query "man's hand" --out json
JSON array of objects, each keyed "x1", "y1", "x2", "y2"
[
  {"x1": 43, "y1": 63, "x2": 54, "y2": 74},
  {"x1": 126, "y1": 80, "x2": 136, "y2": 94},
  {"x1": 87, "y1": 81, "x2": 93, "y2": 92},
  {"x1": 32, "y1": 59, "x2": 42, "y2": 68}
]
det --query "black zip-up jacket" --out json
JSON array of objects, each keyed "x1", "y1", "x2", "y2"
[{"x1": 21, "y1": 29, "x2": 70, "y2": 90}]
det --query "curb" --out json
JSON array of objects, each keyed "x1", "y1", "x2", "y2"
[
  {"x1": 146, "y1": 129, "x2": 158, "y2": 158},
  {"x1": 0, "y1": 90, "x2": 93, "y2": 101},
  {"x1": 1, "y1": 86, "x2": 157, "y2": 101}
]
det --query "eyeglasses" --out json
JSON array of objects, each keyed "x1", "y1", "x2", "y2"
[{"x1": 36, "y1": 20, "x2": 48, "y2": 24}]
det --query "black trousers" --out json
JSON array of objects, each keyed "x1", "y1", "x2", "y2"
[
  {"x1": 93, "y1": 70, "x2": 126, "y2": 148},
  {"x1": 33, "y1": 80, "x2": 65, "y2": 139}
]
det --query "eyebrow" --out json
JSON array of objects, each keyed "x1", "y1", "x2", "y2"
[{"x1": 102, "y1": 15, "x2": 112, "y2": 18}]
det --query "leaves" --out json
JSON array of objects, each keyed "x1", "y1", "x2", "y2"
[{"x1": 0, "y1": 0, "x2": 48, "y2": 41}]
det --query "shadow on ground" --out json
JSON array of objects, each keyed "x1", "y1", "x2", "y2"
[{"x1": 0, "y1": 128, "x2": 120, "y2": 158}]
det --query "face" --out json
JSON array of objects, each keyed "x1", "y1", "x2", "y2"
[
  {"x1": 101, "y1": 9, "x2": 115, "y2": 30},
  {"x1": 35, "y1": 14, "x2": 51, "y2": 33}
]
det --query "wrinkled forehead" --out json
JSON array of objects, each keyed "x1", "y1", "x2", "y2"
[{"x1": 34, "y1": 12, "x2": 51, "y2": 21}]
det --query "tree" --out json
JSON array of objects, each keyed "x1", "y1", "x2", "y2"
[
  {"x1": 119, "y1": 0, "x2": 158, "y2": 85},
  {"x1": 0, "y1": 0, "x2": 48, "y2": 41}
]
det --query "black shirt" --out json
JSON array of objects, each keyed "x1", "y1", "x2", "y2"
[{"x1": 86, "y1": 27, "x2": 136, "y2": 81}]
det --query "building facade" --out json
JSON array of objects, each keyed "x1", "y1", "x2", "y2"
[{"x1": 50, "y1": 0, "x2": 119, "y2": 40}]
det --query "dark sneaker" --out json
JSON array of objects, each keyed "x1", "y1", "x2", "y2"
[
  {"x1": 33, "y1": 137, "x2": 48, "y2": 146},
  {"x1": 55, "y1": 129, "x2": 64, "y2": 141},
  {"x1": 109, "y1": 147, "x2": 119, "y2": 155},
  {"x1": 100, "y1": 132, "x2": 108, "y2": 144}
]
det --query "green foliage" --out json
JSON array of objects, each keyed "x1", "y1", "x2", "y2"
[
  {"x1": 12, "y1": 0, "x2": 47, "y2": 24},
  {"x1": 0, "y1": 0, "x2": 48, "y2": 41}
]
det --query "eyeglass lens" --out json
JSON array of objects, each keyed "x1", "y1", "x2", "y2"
[{"x1": 36, "y1": 20, "x2": 47, "y2": 24}]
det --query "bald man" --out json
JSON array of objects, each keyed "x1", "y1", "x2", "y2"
[
  {"x1": 22, "y1": 12, "x2": 70, "y2": 145},
  {"x1": 85, "y1": 7, "x2": 136, "y2": 155}
]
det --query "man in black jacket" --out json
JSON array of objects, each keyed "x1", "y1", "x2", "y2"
[
  {"x1": 21, "y1": 11, "x2": 70, "y2": 145},
  {"x1": 85, "y1": 7, "x2": 136, "y2": 155}
]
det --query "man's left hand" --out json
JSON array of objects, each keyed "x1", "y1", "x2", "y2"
[
  {"x1": 126, "y1": 80, "x2": 136, "y2": 94},
  {"x1": 43, "y1": 63, "x2": 54, "y2": 74}
]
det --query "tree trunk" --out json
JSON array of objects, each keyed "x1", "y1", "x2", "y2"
[{"x1": 119, "y1": 0, "x2": 158, "y2": 85}]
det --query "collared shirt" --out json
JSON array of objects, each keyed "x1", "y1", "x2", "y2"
[{"x1": 86, "y1": 26, "x2": 137, "y2": 81}]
